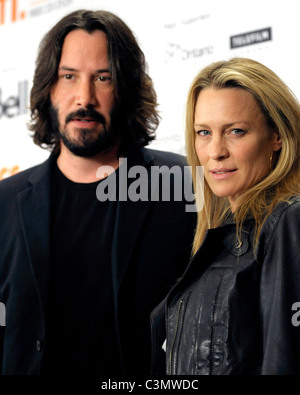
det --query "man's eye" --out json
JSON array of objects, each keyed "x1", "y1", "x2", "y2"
[
  {"x1": 97, "y1": 75, "x2": 111, "y2": 82},
  {"x1": 231, "y1": 128, "x2": 245, "y2": 136}
]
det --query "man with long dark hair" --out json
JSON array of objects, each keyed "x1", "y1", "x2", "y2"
[{"x1": 0, "y1": 10, "x2": 196, "y2": 377}]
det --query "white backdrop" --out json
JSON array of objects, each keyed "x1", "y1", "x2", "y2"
[{"x1": 1, "y1": 0, "x2": 300, "y2": 179}]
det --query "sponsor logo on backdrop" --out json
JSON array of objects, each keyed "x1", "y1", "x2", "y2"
[
  {"x1": 230, "y1": 27, "x2": 272, "y2": 49},
  {"x1": 0, "y1": 0, "x2": 74, "y2": 25},
  {"x1": 165, "y1": 42, "x2": 213, "y2": 63},
  {"x1": 0, "y1": 80, "x2": 28, "y2": 118},
  {"x1": 164, "y1": 13, "x2": 214, "y2": 63},
  {"x1": 0, "y1": 0, "x2": 25, "y2": 24},
  {"x1": 0, "y1": 166, "x2": 20, "y2": 180},
  {"x1": 164, "y1": 13, "x2": 210, "y2": 29}
]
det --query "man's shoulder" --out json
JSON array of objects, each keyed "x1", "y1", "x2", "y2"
[
  {"x1": 142, "y1": 147, "x2": 187, "y2": 167},
  {"x1": 0, "y1": 158, "x2": 51, "y2": 196},
  {"x1": 0, "y1": 165, "x2": 36, "y2": 190}
]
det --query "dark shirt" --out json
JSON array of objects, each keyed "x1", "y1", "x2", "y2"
[{"x1": 42, "y1": 164, "x2": 122, "y2": 375}]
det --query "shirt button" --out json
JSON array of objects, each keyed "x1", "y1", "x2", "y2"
[{"x1": 36, "y1": 340, "x2": 42, "y2": 352}]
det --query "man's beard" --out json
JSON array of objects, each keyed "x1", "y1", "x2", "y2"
[{"x1": 50, "y1": 105, "x2": 121, "y2": 158}]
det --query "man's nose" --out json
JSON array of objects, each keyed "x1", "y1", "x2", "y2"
[{"x1": 75, "y1": 80, "x2": 97, "y2": 108}]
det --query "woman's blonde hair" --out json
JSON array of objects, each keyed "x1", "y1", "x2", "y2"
[{"x1": 185, "y1": 57, "x2": 300, "y2": 255}]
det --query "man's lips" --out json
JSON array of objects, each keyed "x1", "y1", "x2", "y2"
[
  {"x1": 71, "y1": 118, "x2": 99, "y2": 127},
  {"x1": 73, "y1": 117, "x2": 97, "y2": 122},
  {"x1": 66, "y1": 108, "x2": 106, "y2": 126}
]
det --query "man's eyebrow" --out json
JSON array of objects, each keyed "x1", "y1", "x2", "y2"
[
  {"x1": 58, "y1": 66, "x2": 77, "y2": 72},
  {"x1": 58, "y1": 66, "x2": 110, "y2": 73},
  {"x1": 96, "y1": 69, "x2": 110, "y2": 73}
]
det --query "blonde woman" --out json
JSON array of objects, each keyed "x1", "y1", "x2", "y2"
[{"x1": 151, "y1": 58, "x2": 300, "y2": 375}]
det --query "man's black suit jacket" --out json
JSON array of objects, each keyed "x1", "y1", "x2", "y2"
[{"x1": 0, "y1": 147, "x2": 196, "y2": 375}]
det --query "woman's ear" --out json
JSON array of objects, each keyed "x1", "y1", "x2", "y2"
[{"x1": 272, "y1": 132, "x2": 282, "y2": 152}]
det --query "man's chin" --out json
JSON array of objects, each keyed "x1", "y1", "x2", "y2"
[
  {"x1": 58, "y1": 123, "x2": 120, "y2": 158},
  {"x1": 65, "y1": 144, "x2": 107, "y2": 158},
  {"x1": 61, "y1": 138, "x2": 117, "y2": 158}
]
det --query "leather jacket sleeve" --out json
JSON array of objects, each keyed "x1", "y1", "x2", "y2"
[{"x1": 259, "y1": 200, "x2": 300, "y2": 374}]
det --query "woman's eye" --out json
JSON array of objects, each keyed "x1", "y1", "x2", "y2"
[{"x1": 196, "y1": 130, "x2": 211, "y2": 136}]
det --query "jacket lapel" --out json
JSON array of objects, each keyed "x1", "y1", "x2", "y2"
[
  {"x1": 111, "y1": 148, "x2": 158, "y2": 295},
  {"x1": 17, "y1": 157, "x2": 54, "y2": 317}
]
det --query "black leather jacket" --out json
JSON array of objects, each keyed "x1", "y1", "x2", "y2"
[{"x1": 151, "y1": 197, "x2": 300, "y2": 375}]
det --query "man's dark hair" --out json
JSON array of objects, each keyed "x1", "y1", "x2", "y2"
[{"x1": 28, "y1": 9, "x2": 159, "y2": 155}]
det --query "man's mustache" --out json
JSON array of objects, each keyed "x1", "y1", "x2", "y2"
[{"x1": 66, "y1": 108, "x2": 106, "y2": 125}]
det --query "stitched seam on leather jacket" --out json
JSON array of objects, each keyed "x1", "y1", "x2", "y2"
[
  {"x1": 210, "y1": 276, "x2": 224, "y2": 375},
  {"x1": 258, "y1": 198, "x2": 299, "y2": 258},
  {"x1": 168, "y1": 291, "x2": 191, "y2": 375}
]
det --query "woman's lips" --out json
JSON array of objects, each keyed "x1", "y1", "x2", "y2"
[{"x1": 210, "y1": 168, "x2": 237, "y2": 180}]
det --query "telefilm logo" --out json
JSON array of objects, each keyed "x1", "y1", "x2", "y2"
[
  {"x1": 0, "y1": 302, "x2": 5, "y2": 326},
  {"x1": 0, "y1": 80, "x2": 28, "y2": 118},
  {"x1": 96, "y1": 158, "x2": 203, "y2": 212},
  {"x1": 230, "y1": 27, "x2": 272, "y2": 49}
]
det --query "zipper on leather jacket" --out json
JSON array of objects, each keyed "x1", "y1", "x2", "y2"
[{"x1": 168, "y1": 292, "x2": 190, "y2": 375}]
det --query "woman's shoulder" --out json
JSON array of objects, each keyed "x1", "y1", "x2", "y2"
[
  {"x1": 255, "y1": 196, "x2": 300, "y2": 258},
  {"x1": 260, "y1": 196, "x2": 300, "y2": 241},
  {"x1": 271, "y1": 196, "x2": 300, "y2": 219}
]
